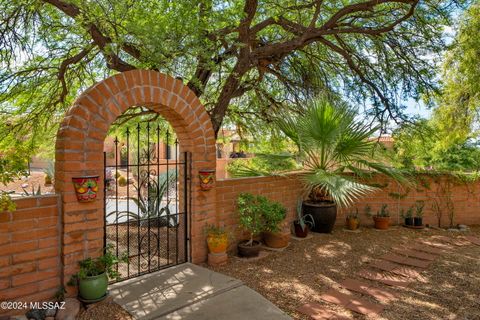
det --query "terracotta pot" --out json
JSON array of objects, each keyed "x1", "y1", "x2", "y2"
[
  {"x1": 206, "y1": 233, "x2": 228, "y2": 254},
  {"x1": 237, "y1": 240, "x2": 261, "y2": 257},
  {"x1": 346, "y1": 217, "x2": 359, "y2": 230},
  {"x1": 293, "y1": 221, "x2": 309, "y2": 238},
  {"x1": 303, "y1": 201, "x2": 337, "y2": 233},
  {"x1": 263, "y1": 231, "x2": 290, "y2": 248},
  {"x1": 72, "y1": 176, "x2": 99, "y2": 203},
  {"x1": 199, "y1": 169, "x2": 215, "y2": 191},
  {"x1": 373, "y1": 216, "x2": 390, "y2": 230}
]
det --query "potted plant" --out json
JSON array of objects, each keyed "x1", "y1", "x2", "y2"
[
  {"x1": 237, "y1": 193, "x2": 264, "y2": 257},
  {"x1": 273, "y1": 98, "x2": 405, "y2": 233},
  {"x1": 414, "y1": 201, "x2": 424, "y2": 226},
  {"x1": 345, "y1": 209, "x2": 360, "y2": 230},
  {"x1": 370, "y1": 204, "x2": 390, "y2": 230},
  {"x1": 43, "y1": 162, "x2": 54, "y2": 186},
  {"x1": 401, "y1": 207, "x2": 414, "y2": 226},
  {"x1": 293, "y1": 201, "x2": 315, "y2": 238},
  {"x1": 262, "y1": 198, "x2": 289, "y2": 248},
  {"x1": 69, "y1": 246, "x2": 126, "y2": 301},
  {"x1": 205, "y1": 225, "x2": 228, "y2": 254}
]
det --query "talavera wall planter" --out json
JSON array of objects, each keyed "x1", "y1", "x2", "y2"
[
  {"x1": 199, "y1": 169, "x2": 215, "y2": 191},
  {"x1": 72, "y1": 175, "x2": 100, "y2": 202}
]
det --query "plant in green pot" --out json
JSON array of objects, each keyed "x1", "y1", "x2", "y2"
[
  {"x1": 237, "y1": 193, "x2": 265, "y2": 257},
  {"x1": 69, "y1": 246, "x2": 127, "y2": 301},
  {"x1": 273, "y1": 98, "x2": 405, "y2": 233},
  {"x1": 261, "y1": 197, "x2": 289, "y2": 249}
]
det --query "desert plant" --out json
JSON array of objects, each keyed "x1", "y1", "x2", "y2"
[
  {"x1": 376, "y1": 204, "x2": 390, "y2": 217},
  {"x1": 107, "y1": 169, "x2": 177, "y2": 226},
  {"x1": 400, "y1": 207, "x2": 414, "y2": 219},
  {"x1": 294, "y1": 200, "x2": 315, "y2": 232},
  {"x1": 346, "y1": 209, "x2": 359, "y2": 220},
  {"x1": 43, "y1": 161, "x2": 55, "y2": 184},
  {"x1": 22, "y1": 185, "x2": 41, "y2": 196},
  {"x1": 237, "y1": 193, "x2": 265, "y2": 246},
  {"x1": 415, "y1": 201, "x2": 425, "y2": 218}
]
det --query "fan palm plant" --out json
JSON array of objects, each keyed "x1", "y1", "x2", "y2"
[{"x1": 277, "y1": 98, "x2": 405, "y2": 208}]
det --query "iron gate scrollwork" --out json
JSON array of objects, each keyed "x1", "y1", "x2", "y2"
[{"x1": 104, "y1": 123, "x2": 190, "y2": 283}]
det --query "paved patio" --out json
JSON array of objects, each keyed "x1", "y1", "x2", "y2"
[{"x1": 109, "y1": 263, "x2": 291, "y2": 320}]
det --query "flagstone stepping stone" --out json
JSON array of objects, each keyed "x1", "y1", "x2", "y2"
[
  {"x1": 320, "y1": 289, "x2": 384, "y2": 316},
  {"x1": 393, "y1": 248, "x2": 436, "y2": 261},
  {"x1": 432, "y1": 235, "x2": 470, "y2": 246},
  {"x1": 369, "y1": 260, "x2": 398, "y2": 272},
  {"x1": 419, "y1": 239, "x2": 453, "y2": 250},
  {"x1": 339, "y1": 278, "x2": 397, "y2": 303},
  {"x1": 464, "y1": 236, "x2": 480, "y2": 246},
  {"x1": 380, "y1": 253, "x2": 431, "y2": 268},
  {"x1": 297, "y1": 303, "x2": 350, "y2": 320},
  {"x1": 358, "y1": 269, "x2": 410, "y2": 288},
  {"x1": 391, "y1": 266, "x2": 422, "y2": 279},
  {"x1": 410, "y1": 244, "x2": 445, "y2": 255}
]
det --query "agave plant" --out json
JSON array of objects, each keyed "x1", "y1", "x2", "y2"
[
  {"x1": 107, "y1": 169, "x2": 178, "y2": 227},
  {"x1": 276, "y1": 98, "x2": 406, "y2": 207}
]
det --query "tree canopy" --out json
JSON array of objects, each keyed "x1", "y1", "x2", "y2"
[{"x1": 1, "y1": 0, "x2": 465, "y2": 154}]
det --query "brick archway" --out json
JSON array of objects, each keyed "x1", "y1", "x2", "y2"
[{"x1": 55, "y1": 70, "x2": 216, "y2": 289}]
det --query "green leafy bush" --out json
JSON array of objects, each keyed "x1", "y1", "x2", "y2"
[
  {"x1": 227, "y1": 155, "x2": 297, "y2": 178},
  {"x1": 237, "y1": 193, "x2": 286, "y2": 244}
]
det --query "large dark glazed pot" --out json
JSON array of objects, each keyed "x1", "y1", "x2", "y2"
[{"x1": 302, "y1": 201, "x2": 337, "y2": 233}]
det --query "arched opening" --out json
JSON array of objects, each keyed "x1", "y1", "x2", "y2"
[{"x1": 55, "y1": 70, "x2": 216, "y2": 289}]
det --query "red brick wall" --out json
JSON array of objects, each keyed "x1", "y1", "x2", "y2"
[
  {"x1": 0, "y1": 195, "x2": 61, "y2": 316},
  {"x1": 216, "y1": 174, "x2": 480, "y2": 240}
]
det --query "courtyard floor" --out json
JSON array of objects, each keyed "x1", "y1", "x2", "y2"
[{"x1": 208, "y1": 226, "x2": 480, "y2": 320}]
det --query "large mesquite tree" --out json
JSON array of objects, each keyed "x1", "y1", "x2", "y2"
[{"x1": 0, "y1": 0, "x2": 465, "y2": 147}]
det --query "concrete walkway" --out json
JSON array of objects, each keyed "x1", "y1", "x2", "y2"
[{"x1": 109, "y1": 263, "x2": 291, "y2": 320}]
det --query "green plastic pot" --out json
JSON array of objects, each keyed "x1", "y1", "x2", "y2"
[{"x1": 78, "y1": 272, "x2": 108, "y2": 300}]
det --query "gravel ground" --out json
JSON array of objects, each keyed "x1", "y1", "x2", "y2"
[
  {"x1": 208, "y1": 226, "x2": 480, "y2": 320},
  {"x1": 77, "y1": 300, "x2": 133, "y2": 320}
]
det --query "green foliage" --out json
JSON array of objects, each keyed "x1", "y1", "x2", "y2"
[
  {"x1": 227, "y1": 154, "x2": 297, "y2": 178},
  {"x1": 432, "y1": 2, "x2": 480, "y2": 147},
  {"x1": 0, "y1": 193, "x2": 16, "y2": 212},
  {"x1": 415, "y1": 201, "x2": 425, "y2": 218},
  {"x1": 69, "y1": 245, "x2": 127, "y2": 283},
  {"x1": 274, "y1": 97, "x2": 405, "y2": 207},
  {"x1": 376, "y1": 204, "x2": 390, "y2": 218},
  {"x1": 346, "y1": 209, "x2": 359, "y2": 220},
  {"x1": 261, "y1": 201, "x2": 286, "y2": 233},
  {"x1": 295, "y1": 200, "x2": 315, "y2": 232},
  {"x1": 0, "y1": 0, "x2": 466, "y2": 152},
  {"x1": 237, "y1": 193, "x2": 286, "y2": 242},
  {"x1": 0, "y1": 137, "x2": 30, "y2": 186},
  {"x1": 22, "y1": 185, "x2": 42, "y2": 196},
  {"x1": 237, "y1": 193, "x2": 265, "y2": 245},
  {"x1": 400, "y1": 207, "x2": 414, "y2": 219},
  {"x1": 391, "y1": 119, "x2": 480, "y2": 172},
  {"x1": 205, "y1": 224, "x2": 227, "y2": 237}
]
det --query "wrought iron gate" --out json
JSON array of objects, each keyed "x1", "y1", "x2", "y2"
[{"x1": 104, "y1": 123, "x2": 190, "y2": 283}]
